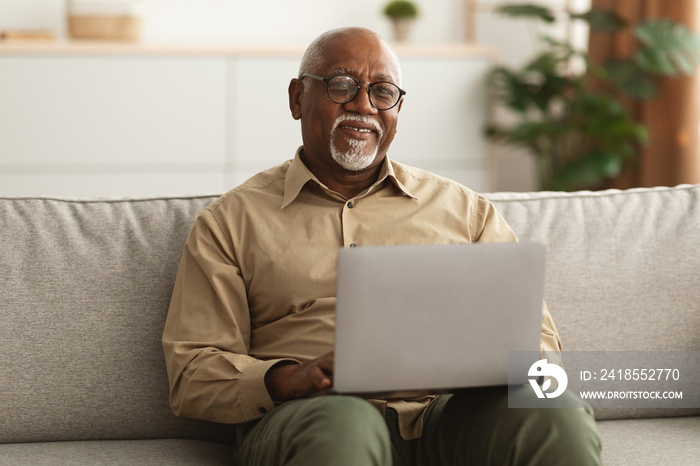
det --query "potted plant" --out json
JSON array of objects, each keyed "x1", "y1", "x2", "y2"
[
  {"x1": 383, "y1": 0, "x2": 419, "y2": 42},
  {"x1": 485, "y1": 3, "x2": 700, "y2": 191}
]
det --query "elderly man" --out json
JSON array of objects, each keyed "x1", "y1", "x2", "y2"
[{"x1": 163, "y1": 27, "x2": 602, "y2": 466}]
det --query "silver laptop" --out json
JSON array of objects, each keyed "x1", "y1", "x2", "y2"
[{"x1": 332, "y1": 242, "x2": 545, "y2": 395}]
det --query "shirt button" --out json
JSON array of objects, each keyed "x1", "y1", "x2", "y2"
[
  {"x1": 347, "y1": 201, "x2": 354, "y2": 208},
  {"x1": 259, "y1": 407, "x2": 267, "y2": 414},
  {"x1": 350, "y1": 243, "x2": 357, "y2": 248}
]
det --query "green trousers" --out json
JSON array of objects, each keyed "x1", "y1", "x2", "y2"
[{"x1": 233, "y1": 387, "x2": 602, "y2": 466}]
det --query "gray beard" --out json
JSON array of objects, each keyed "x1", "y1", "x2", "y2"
[
  {"x1": 330, "y1": 138, "x2": 378, "y2": 171},
  {"x1": 330, "y1": 115, "x2": 382, "y2": 171}
]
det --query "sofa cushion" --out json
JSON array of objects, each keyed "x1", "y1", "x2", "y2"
[
  {"x1": 0, "y1": 196, "x2": 237, "y2": 444},
  {"x1": 488, "y1": 185, "x2": 700, "y2": 420},
  {"x1": 0, "y1": 439, "x2": 236, "y2": 465},
  {"x1": 488, "y1": 185, "x2": 700, "y2": 352},
  {"x1": 596, "y1": 416, "x2": 700, "y2": 465}
]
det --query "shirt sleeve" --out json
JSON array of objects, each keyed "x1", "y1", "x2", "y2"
[
  {"x1": 162, "y1": 208, "x2": 296, "y2": 424},
  {"x1": 470, "y1": 193, "x2": 563, "y2": 355}
]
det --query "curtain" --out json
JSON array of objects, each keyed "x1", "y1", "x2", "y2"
[{"x1": 588, "y1": 0, "x2": 700, "y2": 188}]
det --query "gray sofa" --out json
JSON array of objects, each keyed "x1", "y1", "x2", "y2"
[{"x1": 1, "y1": 184, "x2": 698, "y2": 465}]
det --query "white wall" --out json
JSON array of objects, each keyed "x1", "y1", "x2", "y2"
[
  {"x1": 0, "y1": 0, "x2": 66, "y2": 36},
  {"x1": 0, "y1": 0, "x2": 466, "y2": 44},
  {"x1": 475, "y1": 0, "x2": 591, "y2": 68},
  {"x1": 0, "y1": 0, "x2": 593, "y2": 192}
]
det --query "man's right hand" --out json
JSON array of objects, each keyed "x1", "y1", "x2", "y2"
[{"x1": 264, "y1": 351, "x2": 334, "y2": 402}]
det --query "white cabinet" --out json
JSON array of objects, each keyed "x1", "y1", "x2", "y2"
[
  {"x1": 0, "y1": 54, "x2": 227, "y2": 196},
  {"x1": 0, "y1": 44, "x2": 493, "y2": 197},
  {"x1": 228, "y1": 56, "x2": 303, "y2": 187}
]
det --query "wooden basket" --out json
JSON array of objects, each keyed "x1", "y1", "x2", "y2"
[{"x1": 68, "y1": 14, "x2": 141, "y2": 41}]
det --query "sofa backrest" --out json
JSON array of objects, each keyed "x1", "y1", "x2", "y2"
[
  {"x1": 0, "y1": 196, "x2": 239, "y2": 444},
  {"x1": 488, "y1": 185, "x2": 700, "y2": 352},
  {"x1": 489, "y1": 185, "x2": 700, "y2": 420}
]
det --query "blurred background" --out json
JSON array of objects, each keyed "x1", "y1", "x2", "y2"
[{"x1": 0, "y1": 0, "x2": 698, "y2": 197}]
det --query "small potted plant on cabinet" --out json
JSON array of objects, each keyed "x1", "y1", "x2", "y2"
[{"x1": 383, "y1": 0, "x2": 419, "y2": 42}]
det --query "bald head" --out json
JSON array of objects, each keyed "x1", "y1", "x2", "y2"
[{"x1": 298, "y1": 28, "x2": 402, "y2": 86}]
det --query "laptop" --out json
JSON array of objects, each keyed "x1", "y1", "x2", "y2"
[{"x1": 332, "y1": 241, "x2": 545, "y2": 395}]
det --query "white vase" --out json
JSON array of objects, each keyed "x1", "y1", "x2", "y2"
[{"x1": 391, "y1": 18, "x2": 414, "y2": 43}]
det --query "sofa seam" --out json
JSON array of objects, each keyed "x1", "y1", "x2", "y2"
[
  {"x1": 0, "y1": 195, "x2": 222, "y2": 204},
  {"x1": 486, "y1": 184, "x2": 699, "y2": 204}
]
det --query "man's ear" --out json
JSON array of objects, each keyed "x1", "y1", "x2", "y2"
[
  {"x1": 396, "y1": 97, "x2": 404, "y2": 114},
  {"x1": 289, "y1": 78, "x2": 303, "y2": 120}
]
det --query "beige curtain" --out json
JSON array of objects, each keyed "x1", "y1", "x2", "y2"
[{"x1": 589, "y1": 0, "x2": 700, "y2": 188}]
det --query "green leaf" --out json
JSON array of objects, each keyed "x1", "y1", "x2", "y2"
[
  {"x1": 540, "y1": 35, "x2": 570, "y2": 50},
  {"x1": 383, "y1": 1, "x2": 419, "y2": 19},
  {"x1": 525, "y1": 51, "x2": 562, "y2": 74},
  {"x1": 551, "y1": 150, "x2": 623, "y2": 191},
  {"x1": 489, "y1": 64, "x2": 577, "y2": 113},
  {"x1": 530, "y1": 75, "x2": 576, "y2": 110},
  {"x1": 634, "y1": 47, "x2": 676, "y2": 75},
  {"x1": 634, "y1": 19, "x2": 700, "y2": 76},
  {"x1": 551, "y1": 161, "x2": 600, "y2": 191},
  {"x1": 489, "y1": 68, "x2": 530, "y2": 112},
  {"x1": 570, "y1": 94, "x2": 623, "y2": 119},
  {"x1": 603, "y1": 60, "x2": 659, "y2": 99},
  {"x1": 632, "y1": 124, "x2": 649, "y2": 144},
  {"x1": 571, "y1": 9, "x2": 626, "y2": 33},
  {"x1": 615, "y1": 142, "x2": 637, "y2": 160},
  {"x1": 571, "y1": 96, "x2": 647, "y2": 143},
  {"x1": 590, "y1": 150, "x2": 624, "y2": 178},
  {"x1": 485, "y1": 119, "x2": 573, "y2": 159},
  {"x1": 495, "y1": 4, "x2": 556, "y2": 23}
]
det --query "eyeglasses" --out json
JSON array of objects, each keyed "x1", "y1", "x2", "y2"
[{"x1": 301, "y1": 74, "x2": 406, "y2": 110}]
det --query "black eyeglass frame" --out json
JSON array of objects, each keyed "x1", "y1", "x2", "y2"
[{"x1": 301, "y1": 73, "x2": 406, "y2": 110}]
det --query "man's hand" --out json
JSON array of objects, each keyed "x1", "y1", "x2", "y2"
[{"x1": 265, "y1": 352, "x2": 334, "y2": 402}]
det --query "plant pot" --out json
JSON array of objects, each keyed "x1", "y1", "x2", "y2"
[{"x1": 391, "y1": 18, "x2": 414, "y2": 42}]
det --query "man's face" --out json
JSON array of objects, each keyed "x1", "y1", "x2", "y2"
[{"x1": 291, "y1": 30, "x2": 403, "y2": 175}]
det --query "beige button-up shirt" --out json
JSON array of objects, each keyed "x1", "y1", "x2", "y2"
[{"x1": 163, "y1": 148, "x2": 561, "y2": 440}]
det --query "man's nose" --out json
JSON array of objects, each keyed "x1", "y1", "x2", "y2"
[{"x1": 344, "y1": 85, "x2": 377, "y2": 114}]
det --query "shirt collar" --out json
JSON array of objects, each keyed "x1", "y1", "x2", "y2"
[
  {"x1": 281, "y1": 147, "x2": 417, "y2": 209},
  {"x1": 381, "y1": 155, "x2": 417, "y2": 200},
  {"x1": 281, "y1": 148, "x2": 318, "y2": 209}
]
